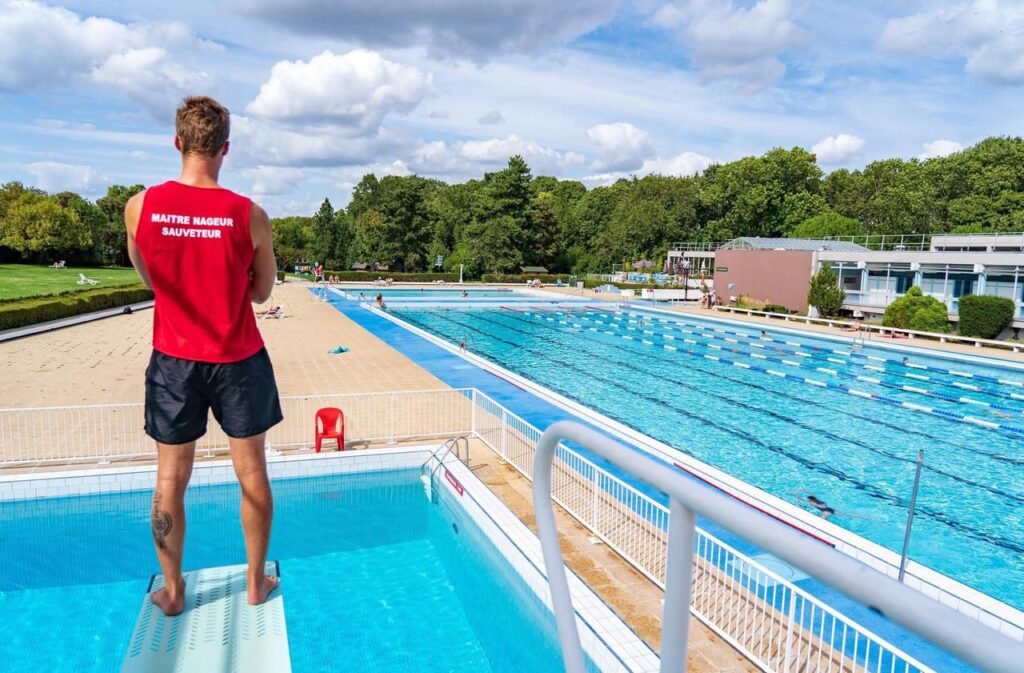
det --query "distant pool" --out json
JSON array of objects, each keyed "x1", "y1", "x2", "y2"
[{"x1": 338, "y1": 287, "x2": 519, "y2": 299}]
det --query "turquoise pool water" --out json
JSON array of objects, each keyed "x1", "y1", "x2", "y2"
[
  {"x1": 0, "y1": 469, "x2": 581, "y2": 672},
  {"x1": 338, "y1": 287, "x2": 518, "y2": 299},
  {"x1": 392, "y1": 305, "x2": 1024, "y2": 611}
]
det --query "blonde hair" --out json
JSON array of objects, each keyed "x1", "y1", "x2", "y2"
[{"x1": 175, "y1": 96, "x2": 230, "y2": 157}]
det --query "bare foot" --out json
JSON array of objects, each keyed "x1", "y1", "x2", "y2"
[
  {"x1": 151, "y1": 579, "x2": 186, "y2": 616},
  {"x1": 247, "y1": 574, "x2": 279, "y2": 605}
]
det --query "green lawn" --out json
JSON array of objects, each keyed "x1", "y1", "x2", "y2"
[{"x1": 0, "y1": 264, "x2": 142, "y2": 300}]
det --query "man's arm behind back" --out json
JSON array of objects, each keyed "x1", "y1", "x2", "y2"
[{"x1": 249, "y1": 202, "x2": 276, "y2": 304}]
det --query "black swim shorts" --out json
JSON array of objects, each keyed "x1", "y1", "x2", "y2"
[{"x1": 144, "y1": 347, "x2": 284, "y2": 445}]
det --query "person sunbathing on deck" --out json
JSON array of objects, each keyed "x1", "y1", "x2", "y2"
[{"x1": 256, "y1": 305, "x2": 281, "y2": 316}]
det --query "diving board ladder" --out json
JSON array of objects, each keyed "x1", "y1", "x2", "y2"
[{"x1": 121, "y1": 561, "x2": 290, "y2": 673}]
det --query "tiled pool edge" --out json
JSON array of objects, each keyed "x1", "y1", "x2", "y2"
[
  {"x1": 0, "y1": 445, "x2": 657, "y2": 673},
  {"x1": 435, "y1": 455, "x2": 660, "y2": 672}
]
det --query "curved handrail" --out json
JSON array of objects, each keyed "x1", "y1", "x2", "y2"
[{"x1": 532, "y1": 420, "x2": 1024, "y2": 673}]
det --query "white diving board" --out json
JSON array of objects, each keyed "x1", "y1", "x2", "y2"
[{"x1": 121, "y1": 561, "x2": 290, "y2": 673}]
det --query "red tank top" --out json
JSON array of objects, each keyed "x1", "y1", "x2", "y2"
[{"x1": 136, "y1": 181, "x2": 264, "y2": 363}]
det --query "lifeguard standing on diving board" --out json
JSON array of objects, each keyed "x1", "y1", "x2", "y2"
[{"x1": 124, "y1": 96, "x2": 283, "y2": 616}]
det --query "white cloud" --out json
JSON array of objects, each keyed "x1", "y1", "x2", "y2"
[
  {"x1": 477, "y1": 110, "x2": 504, "y2": 125},
  {"x1": 639, "y1": 151, "x2": 714, "y2": 177},
  {"x1": 233, "y1": 0, "x2": 619, "y2": 60},
  {"x1": 410, "y1": 134, "x2": 585, "y2": 177},
  {"x1": 879, "y1": 1, "x2": 1024, "y2": 84},
  {"x1": 243, "y1": 166, "x2": 305, "y2": 196},
  {"x1": 651, "y1": 0, "x2": 806, "y2": 91},
  {"x1": 90, "y1": 47, "x2": 208, "y2": 117},
  {"x1": 582, "y1": 150, "x2": 714, "y2": 185},
  {"x1": 0, "y1": 1, "x2": 210, "y2": 115},
  {"x1": 586, "y1": 122, "x2": 655, "y2": 171},
  {"x1": 812, "y1": 133, "x2": 865, "y2": 164},
  {"x1": 247, "y1": 50, "x2": 431, "y2": 131},
  {"x1": 229, "y1": 116, "x2": 410, "y2": 168},
  {"x1": 919, "y1": 139, "x2": 965, "y2": 160},
  {"x1": 25, "y1": 161, "x2": 104, "y2": 193}
]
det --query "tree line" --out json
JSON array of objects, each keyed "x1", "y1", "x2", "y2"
[
  {"x1": 275, "y1": 136, "x2": 1024, "y2": 276},
  {"x1": 0, "y1": 182, "x2": 142, "y2": 266},
  {"x1": 2, "y1": 136, "x2": 1021, "y2": 274}
]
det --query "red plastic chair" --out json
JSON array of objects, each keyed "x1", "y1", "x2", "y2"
[{"x1": 315, "y1": 407, "x2": 345, "y2": 452}]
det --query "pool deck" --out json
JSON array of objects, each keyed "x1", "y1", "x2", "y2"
[
  {"x1": 0, "y1": 280, "x2": 756, "y2": 671},
  {"x1": 0, "y1": 282, "x2": 444, "y2": 407}
]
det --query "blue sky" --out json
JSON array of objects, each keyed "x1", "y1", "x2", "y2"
[{"x1": 0, "y1": 0, "x2": 1022, "y2": 214}]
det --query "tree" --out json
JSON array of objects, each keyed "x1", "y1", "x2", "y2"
[
  {"x1": 807, "y1": 263, "x2": 845, "y2": 317},
  {"x1": 789, "y1": 212, "x2": 864, "y2": 239},
  {"x1": 882, "y1": 286, "x2": 950, "y2": 332},
  {"x1": 272, "y1": 216, "x2": 313, "y2": 271},
  {"x1": 309, "y1": 198, "x2": 336, "y2": 266},
  {"x1": 528, "y1": 192, "x2": 560, "y2": 269},
  {"x1": 464, "y1": 155, "x2": 533, "y2": 273},
  {"x1": 0, "y1": 194, "x2": 90, "y2": 259},
  {"x1": 95, "y1": 184, "x2": 144, "y2": 265}
]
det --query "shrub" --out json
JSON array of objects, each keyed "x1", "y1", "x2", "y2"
[
  {"x1": 882, "y1": 286, "x2": 951, "y2": 333},
  {"x1": 322, "y1": 270, "x2": 459, "y2": 282},
  {"x1": 276, "y1": 270, "x2": 285, "y2": 282},
  {"x1": 761, "y1": 303, "x2": 793, "y2": 314},
  {"x1": 807, "y1": 263, "x2": 846, "y2": 317},
  {"x1": 735, "y1": 295, "x2": 766, "y2": 310},
  {"x1": 0, "y1": 284, "x2": 153, "y2": 331},
  {"x1": 958, "y1": 295, "x2": 1015, "y2": 339},
  {"x1": 481, "y1": 273, "x2": 571, "y2": 284}
]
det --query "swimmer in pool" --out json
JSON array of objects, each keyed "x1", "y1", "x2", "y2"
[
  {"x1": 791, "y1": 491, "x2": 875, "y2": 521},
  {"x1": 791, "y1": 491, "x2": 837, "y2": 519}
]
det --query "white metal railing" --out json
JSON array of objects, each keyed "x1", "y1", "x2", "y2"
[
  {"x1": 712, "y1": 305, "x2": 1024, "y2": 352},
  {"x1": 468, "y1": 390, "x2": 962, "y2": 673},
  {"x1": 532, "y1": 421, "x2": 1024, "y2": 673},
  {"x1": 0, "y1": 388, "x2": 475, "y2": 465},
  {"x1": 4, "y1": 388, "x2": 1022, "y2": 671}
]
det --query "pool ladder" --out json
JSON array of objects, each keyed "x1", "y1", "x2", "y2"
[{"x1": 421, "y1": 436, "x2": 471, "y2": 480}]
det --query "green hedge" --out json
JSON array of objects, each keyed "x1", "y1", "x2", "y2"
[
  {"x1": 882, "y1": 286, "x2": 950, "y2": 333},
  {"x1": 276, "y1": 270, "x2": 285, "y2": 282},
  {"x1": 481, "y1": 273, "x2": 571, "y2": 284},
  {"x1": 322, "y1": 271, "x2": 459, "y2": 282},
  {"x1": 761, "y1": 303, "x2": 795, "y2": 314},
  {"x1": 958, "y1": 295, "x2": 1015, "y2": 339},
  {"x1": 0, "y1": 284, "x2": 153, "y2": 331}
]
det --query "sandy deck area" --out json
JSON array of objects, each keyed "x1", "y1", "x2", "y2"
[{"x1": 0, "y1": 281, "x2": 442, "y2": 408}]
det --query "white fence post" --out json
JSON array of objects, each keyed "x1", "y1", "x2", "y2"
[
  {"x1": 389, "y1": 392, "x2": 396, "y2": 444},
  {"x1": 500, "y1": 409, "x2": 508, "y2": 459},
  {"x1": 782, "y1": 588, "x2": 796, "y2": 673}
]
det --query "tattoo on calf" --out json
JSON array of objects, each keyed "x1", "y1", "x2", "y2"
[{"x1": 151, "y1": 491, "x2": 173, "y2": 551}]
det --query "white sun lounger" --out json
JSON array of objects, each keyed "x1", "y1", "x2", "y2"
[
  {"x1": 121, "y1": 561, "x2": 290, "y2": 673},
  {"x1": 77, "y1": 273, "x2": 98, "y2": 285}
]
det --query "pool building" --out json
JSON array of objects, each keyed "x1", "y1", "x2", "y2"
[{"x1": 670, "y1": 233, "x2": 1024, "y2": 326}]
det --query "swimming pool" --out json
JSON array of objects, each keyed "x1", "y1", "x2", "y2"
[
  {"x1": 0, "y1": 459, "x2": 638, "y2": 672},
  {"x1": 337, "y1": 287, "x2": 519, "y2": 299},
  {"x1": 390, "y1": 304, "x2": 1024, "y2": 611}
]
